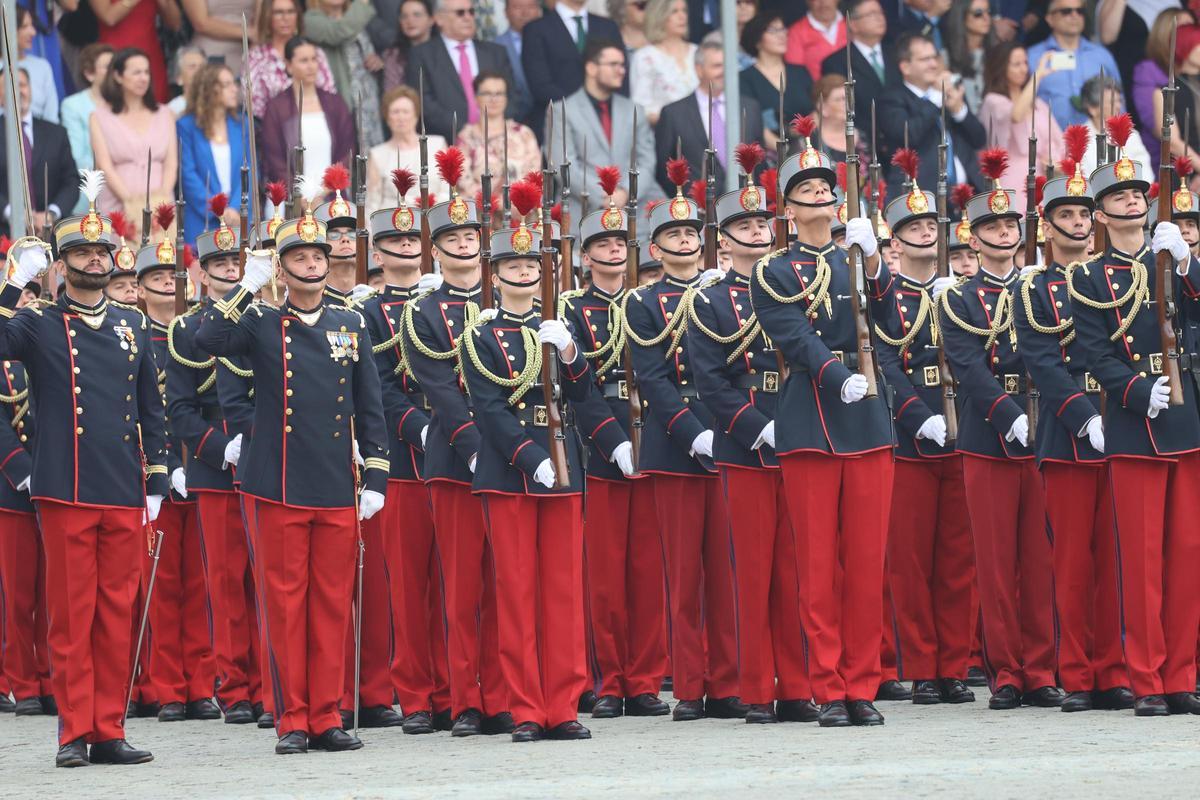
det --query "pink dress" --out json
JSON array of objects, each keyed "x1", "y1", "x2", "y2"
[{"x1": 91, "y1": 104, "x2": 176, "y2": 215}]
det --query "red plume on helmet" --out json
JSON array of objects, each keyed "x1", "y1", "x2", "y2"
[
  {"x1": 1104, "y1": 113, "x2": 1134, "y2": 150},
  {"x1": 891, "y1": 148, "x2": 920, "y2": 184},
  {"x1": 596, "y1": 165, "x2": 621, "y2": 200},
  {"x1": 665, "y1": 158, "x2": 690, "y2": 191},
  {"x1": 951, "y1": 183, "x2": 974, "y2": 213},
  {"x1": 265, "y1": 181, "x2": 288, "y2": 211},
  {"x1": 322, "y1": 164, "x2": 351, "y2": 193},
  {"x1": 550, "y1": 202, "x2": 563, "y2": 223},
  {"x1": 734, "y1": 142, "x2": 765, "y2": 179},
  {"x1": 474, "y1": 190, "x2": 500, "y2": 217},
  {"x1": 1057, "y1": 156, "x2": 1078, "y2": 178},
  {"x1": 645, "y1": 198, "x2": 666, "y2": 215},
  {"x1": 1175, "y1": 155, "x2": 1195, "y2": 181},
  {"x1": 1035, "y1": 175, "x2": 1048, "y2": 206},
  {"x1": 523, "y1": 170, "x2": 544, "y2": 197},
  {"x1": 836, "y1": 162, "x2": 848, "y2": 192},
  {"x1": 207, "y1": 193, "x2": 228, "y2": 221},
  {"x1": 1149, "y1": 182, "x2": 1161, "y2": 200},
  {"x1": 391, "y1": 168, "x2": 416, "y2": 200},
  {"x1": 688, "y1": 179, "x2": 707, "y2": 208},
  {"x1": 978, "y1": 148, "x2": 1010, "y2": 185},
  {"x1": 790, "y1": 113, "x2": 816, "y2": 140},
  {"x1": 509, "y1": 180, "x2": 541, "y2": 221},
  {"x1": 182, "y1": 244, "x2": 197, "y2": 268},
  {"x1": 109, "y1": 210, "x2": 132, "y2": 242},
  {"x1": 435, "y1": 147, "x2": 465, "y2": 189},
  {"x1": 1063, "y1": 124, "x2": 1090, "y2": 169},
  {"x1": 155, "y1": 202, "x2": 176, "y2": 233},
  {"x1": 760, "y1": 168, "x2": 778, "y2": 212}
]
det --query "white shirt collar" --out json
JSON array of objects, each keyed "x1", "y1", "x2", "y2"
[
  {"x1": 905, "y1": 81, "x2": 940, "y2": 106},
  {"x1": 556, "y1": 2, "x2": 588, "y2": 32},
  {"x1": 853, "y1": 39, "x2": 882, "y2": 63},
  {"x1": 807, "y1": 11, "x2": 843, "y2": 40}
]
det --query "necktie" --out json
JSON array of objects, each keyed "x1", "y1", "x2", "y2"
[
  {"x1": 598, "y1": 99, "x2": 612, "y2": 144},
  {"x1": 869, "y1": 49, "x2": 885, "y2": 82},
  {"x1": 712, "y1": 96, "x2": 726, "y2": 168},
  {"x1": 573, "y1": 15, "x2": 586, "y2": 54},
  {"x1": 457, "y1": 42, "x2": 480, "y2": 124}
]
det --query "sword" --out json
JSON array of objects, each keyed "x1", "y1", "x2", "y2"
[
  {"x1": 349, "y1": 417, "x2": 365, "y2": 738},
  {"x1": 242, "y1": 14, "x2": 262, "y2": 254},
  {"x1": 0, "y1": 6, "x2": 34, "y2": 235},
  {"x1": 417, "y1": 68, "x2": 432, "y2": 275}
]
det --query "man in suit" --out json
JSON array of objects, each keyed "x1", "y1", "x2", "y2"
[
  {"x1": 0, "y1": 67, "x2": 78, "y2": 237},
  {"x1": 404, "y1": 0, "x2": 514, "y2": 142},
  {"x1": 819, "y1": 0, "x2": 900, "y2": 137},
  {"x1": 878, "y1": 32, "x2": 985, "y2": 200},
  {"x1": 894, "y1": 0, "x2": 949, "y2": 50},
  {"x1": 554, "y1": 40, "x2": 664, "y2": 225},
  {"x1": 654, "y1": 40, "x2": 762, "y2": 198},
  {"x1": 521, "y1": 0, "x2": 625, "y2": 140},
  {"x1": 494, "y1": 0, "x2": 540, "y2": 127}
]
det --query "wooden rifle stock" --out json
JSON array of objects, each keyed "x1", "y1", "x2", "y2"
[
  {"x1": 935, "y1": 106, "x2": 959, "y2": 442},
  {"x1": 1158, "y1": 48, "x2": 1186, "y2": 405},
  {"x1": 842, "y1": 48, "x2": 878, "y2": 396},
  {"x1": 480, "y1": 115, "x2": 493, "y2": 310},
  {"x1": 623, "y1": 112, "x2": 644, "y2": 468},
  {"x1": 1025, "y1": 77, "x2": 1040, "y2": 443},
  {"x1": 540, "y1": 164, "x2": 569, "y2": 487}
]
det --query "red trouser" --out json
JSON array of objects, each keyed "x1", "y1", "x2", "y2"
[
  {"x1": 1108, "y1": 454, "x2": 1200, "y2": 696},
  {"x1": 36, "y1": 501, "x2": 142, "y2": 745},
  {"x1": 482, "y1": 493, "x2": 586, "y2": 728},
  {"x1": 887, "y1": 457, "x2": 975, "y2": 680},
  {"x1": 1042, "y1": 462, "x2": 1125, "y2": 692},
  {"x1": 0, "y1": 509, "x2": 50, "y2": 699},
  {"x1": 239, "y1": 493, "x2": 275, "y2": 717},
  {"x1": 881, "y1": 576, "x2": 899, "y2": 683},
  {"x1": 381, "y1": 480, "x2": 449, "y2": 714},
  {"x1": 250, "y1": 498, "x2": 357, "y2": 736},
  {"x1": 961, "y1": 455, "x2": 1055, "y2": 692},
  {"x1": 779, "y1": 450, "x2": 894, "y2": 704},
  {"x1": 196, "y1": 491, "x2": 262, "y2": 708},
  {"x1": 651, "y1": 474, "x2": 738, "y2": 701},
  {"x1": 720, "y1": 467, "x2": 810, "y2": 704},
  {"x1": 428, "y1": 481, "x2": 506, "y2": 717},
  {"x1": 583, "y1": 476, "x2": 667, "y2": 698},
  {"x1": 342, "y1": 499, "x2": 393, "y2": 710},
  {"x1": 148, "y1": 500, "x2": 215, "y2": 704}
]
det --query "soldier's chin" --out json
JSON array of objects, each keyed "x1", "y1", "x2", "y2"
[{"x1": 65, "y1": 267, "x2": 111, "y2": 291}]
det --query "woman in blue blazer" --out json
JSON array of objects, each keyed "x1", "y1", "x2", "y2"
[{"x1": 177, "y1": 63, "x2": 253, "y2": 246}]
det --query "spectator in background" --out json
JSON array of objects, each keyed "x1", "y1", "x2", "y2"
[
  {"x1": 740, "y1": 13, "x2": 813, "y2": 154},
  {"x1": 942, "y1": 0, "x2": 999, "y2": 114},
  {"x1": 60, "y1": 43, "x2": 114, "y2": 212},
  {"x1": 90, "y1": 48, "x2": 178, "y2": 220},
  {"x1": 1026, "y1": 0, "x2": 1120, "y2": 127},
  {"x1": 785, "y1": 0, "x2": 845, "y2": 81},
  {"x1": 1154, "y1": 24, "x2": 1200, "y2": 173},
  {"x1": 306, "y1": 0, "x2": 384, "y2": 146},
  {"x1": 494, "y1": 0, "x2": 540, "y2": 126},
  {"x1": 1097, "y1": 0, "x2": 1174, "y2": 109},
  {"x1": 609, "y1": 0, "x2": 648, "y2": 51},
  {"x1": 522, "y1": 0, "x2": 625, "y2": 140},
  {"x1": 1133, "y1": 6, "x2": 1192, "y2": 162},
  {"x1": 732, "y1": 0, "x2": 758, "y2": 69},
  {"x1": 90, "y1": 0, "x2": 183, "y2": 105},
  {"x1": 364, "y1": 85, "x2": 448, "y2": 214},
  {"x1": 631, "y1": 0, "x2": 697, "y2": 124},
  {"x1": 895, "y1": 0, "x2": 950, "y2": 51},
  {"x1": 10, "y1": 5, "x2": 58, "y2": 122},
  {"x1": 1079, "y1": 74, "x2": 1152, "y2": 177},
  {"x1": 177, "y1": 64, "x2": 248, "y2": 244},
  {"x1": 820, "y1": 0, "x2": 898, "y2": 136},
  {"x1": 25, "y1": 0, "x2": 67, "y2": 99},
  {"x1": 382, "y1": 0, "x2": 436, "y2": 90},
  {"x1": 455, "y1": 71, "x2": 539, "y2": 198},
  {"x1": 261, "y1": 37, "x2": 355, "y2": 185},
  {"x1": 813, "y1": 73, "x2": 857, "y2": 163},
  {"x1": 404, "y1": 0, "x2": 513, "y2": 141},
  {"x1": 654, "y1": 38, "x2": 762, "y2": 195},
  {"x1": 978, "y1": 42, "x2": 1063, "y2": 209},
  {"x1": 167, "y1": 46, "x2": 207, "y2": 117},
  {"x1": 246, "y1": 0, "x2": 336, "y2": 120},
  {"x1": 181, "y1": 0, "x2": 257, "y2": 74}
]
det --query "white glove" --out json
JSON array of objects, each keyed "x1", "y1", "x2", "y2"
[
  {"x1": 468, "y1": 454, "x2": 477, "y2": 473},
  {"x1": 477, "y1": 307, "x2": 498, "y2": 323},
  {"x1": 223, "y1": 433, "x2": 242, "y2": 468},
  {"x1": 844, "y1": 217, "x2": 879, "y2": 257},
  {"x1": 420, "y1": 425, "x2": 428, "y2": 450},
  {"x1": 145, "y1": 494, "x2": 164, "y2": 524},
  {"x1": 170, "y1": 467, "x2": 188, "y2": 499},
  {"x1": 699, "y1": 267, "x2": 724, "y2": 284},
  {"x1": 840, "y1": 373, "x2": 869, "y2": 403},
  {"x1": 16, "y1": 475, "x2": 29, "y2": 492},
  {"x1": 1148, "y1": 375, "x2": 1171, "y2": 418},
  {"x1": 691, "y1": 429, "x2": 714, "y2": 458},
  {"x1": 353, "y1": 440, "x2": 364, "y2": 467},
  {"x1": 10, "y1": 243, "x2": 48, "y2": 288},
  {"x1": 932, "y1": 276, "x2": 956, "y2": 298},
  {"x1": 612, "y1": 441, "x2": 635, "y2": 476},
  {"x1": 916, "y1": 414, "x2": 948, "y2": 447},
  {"x1": 1152, "y1": 221, "x2": 1192, "y2": 268},
  {"x1": 533, "y1": 458, "x2": 556, "y2": 488},
  {"x1": 350, "y1": 283, "x2": 374, "y2": 303},
  {"x1": 417, "y1": 272, "x2": 443, "y2": 294},
  {"x1": 1084, "y1": 415, "x2": 1105, "y2": 453},
  {"x1": 1019, "y1": 264, "x2": 1041, "y2": 279},
  {"x1": 240, "y1": 250, "x2": 275, "y2": 293},
  {"x1": 753, "y1": 420, "x2": 776, "y2": 450},
  {"x1": 537, "y1": 319, "x2": 573, "y2": 355},
  {"x1": 358, "y1": 488, "x2": 385, "y2": 520},
  {"x1": 1005, "y1": 414, "x2": 1029, "y2": 447}
]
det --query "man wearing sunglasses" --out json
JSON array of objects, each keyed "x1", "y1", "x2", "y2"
[{"x1": 1026, "y1": 0, "x2": 1119, "y2": 128}]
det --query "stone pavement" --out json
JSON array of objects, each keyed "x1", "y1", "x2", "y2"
[{"x1": 2, "y1": 694, "x2": 1199, "y2": 799}]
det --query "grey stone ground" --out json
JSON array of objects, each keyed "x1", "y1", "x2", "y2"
[{"x1": 2, "y1": 693, "x2": 1199, "y2": 799}]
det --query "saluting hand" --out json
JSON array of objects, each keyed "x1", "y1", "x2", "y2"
[
  {"x1": 10, "y1": 243, "x2": 48, "y2": 289},
  {"x1": 241, "y1": 250, "x2": 276, "y2": 294}
]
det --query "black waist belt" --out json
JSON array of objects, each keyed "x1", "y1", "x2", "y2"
[
  {"x1": 1074, "y1": 372, "x2": 1103, "y2": 394},
  {"x1": 909, "y1": 365, "x2": 945, "y2": 388},
  {"x1": 829, "y1": 349, "x2": 860, "y2": 371},
  {"x1": 407, "y1": 390, "x2": 430, "y2": 410},
  {"x1": 601, "y1": 380, "x2": 631, "y2": 400},
  {"x1": 732, "y1": 371, "x2": 782, "y2": 393},
  {"x1": 200, "y1": 406, "x2": 225, "y2": 423},
  {"x1": 993, "y1": 373, "x2": 1029, "y2": 394}
]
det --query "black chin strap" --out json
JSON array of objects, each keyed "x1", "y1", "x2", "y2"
[
  {"x1": 376, "y1": 240, "x2": 422, "y2": 260},
  {"x1": 1046, "y1": 218, "x2": 1093, "y2": 242},
  {"x1": 67, "y1": 264, "x2": 112, "y2": 282},
  {"x1": 653, "y1": 245, "x2": 701, "y2": 259},
  {"x1": 587, "y1": 256, "x2": 626, "y2": 268},
  {"x1": 893, "y1": 233, "x2": 936, "y2": 250},
  {"x1": 439, "y1": 249, "x2": 481, "y2": 264},
  {"x1": 141, "y1": 286, "x2": 174, "y2": 297},
  {"x1": 785, "y1": 197, "x2": 838, "y2": 209},
  {"x1": 1100, "y1": 208, "x2": 1147, "y2": 222},
  {"x1": 496, "y1": 275, "x2": 540, "y2": 288},
  {"x1": 719, "y1": 229, "x2": 775, "y2": 250},
  {"x1": 281, "y1": 266, "x2": 329, "y2": 284},
  {"x1": 973, "y1": 235, "x2": 1021, "y2": 252}
]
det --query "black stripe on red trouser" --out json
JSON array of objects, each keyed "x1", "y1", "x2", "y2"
[
  {"x1": 195, "y1": 490, "x2": 263, "y2": 709},
  {"x1": 250, "y1": 498, "x2": 357, "y2": 736},
  {"x1": 886, "y1": 456, "x2": 975, "y2": 681},
  {"x1": 0, "y1": 508, "x2": 51, "y2": 700},
  {"x1": 381, "y1": 480, "x2": 450, "y2": 715},
  {"x1": 342, "y1": 499, "x2": 393, "y2": 710},
  {"x1": 719, "y1": 466, "x2": 810, "y2": 704},
  {"x1": 651, "y1": 474, "x2": 738, "y2": 702},
  {"x1": 1042, "y1": 461, "x2": 1126, "y2": 693},
  {"x1": 428, "y1": 481, "x2": 507, "y2": 717},
  {"x1": 961, "y1": 455, "x2": 1055, "y2": 693},
  {"x1": 1107, "y1": 453, "x2": 1200, "y2": 696},
  {"x1": 148, "y1": 500, "x2": 216, "y2": 704},
  {"x1": 779, "y1": 450, "x2": 893, "y2": 704},
  {"x1": 583, "y1": 476, "x2": 667, "y2": 699},
  {"x1": 35, "y1": 500, "x2": 142, "y2": 745},
  {"x1": 482, "y1": 493, "x2": 587, "y2": 728}
]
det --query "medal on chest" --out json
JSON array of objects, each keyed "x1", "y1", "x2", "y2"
[
  {"x1": 327, "y1": 330, "x2": 360, "y2": 361},
  {"x1": 112, "y1": 325, "x2": 138, "y2": 353}
]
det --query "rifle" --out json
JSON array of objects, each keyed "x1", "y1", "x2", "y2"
[
  {"x1": 579, "y1": 138, "x2": 591, "y2": 219},
  {"x1": 623, "y1": 108, "x2": 644, "y2": 469},
  {"x1": 355, "y1": 90, "x2": 368, "y2": 286},
  {"x1": 1093, "y1": 70, "x2": 1109, "y2": 254},
  {"x1": 934, "y1": 97, "x2": 959, "y2": 442},
  {"x1": 703, "y1": 84, "x2": 718, "y2": 271},
  {"x1": 141, "y1": 149, "x2": 152, "y2": 247},
  {"x1": 174, "y1": 152, "x2": 187, "y2": 316},
  {"x1": 559, "y1": 101, "x2": 577, "y2": 291},
  {"x1": 540, "y1": 113, "x2": 569, "y2": 488},
  {"x1": 843, "y1": 41, "x2": 879, "y2": 396},
  {"x1": 417, "y1": 69, "x2": 432, "y2": 275},
  {"x1": 242, "y1": 14, "x2": 262, "y2": 258},
  {"x1": 480, "y1": 113, "x2": 493, "y2": 310},
  {"x1": 290, "y1": 86, "x2": 305, "y2": 218},
  {"x1": 501, "y1": 121, "x2": 511, "y2": 216},
  {"x1": 774, "y1": 71, "x2": 788, "y2": 248},
  {"x1": 1158, "y1": 19, "x2": 1186, "y2": 406},
  {"x1": 1024, "y1": 73, "x2": 1041, "y2": 442}
]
